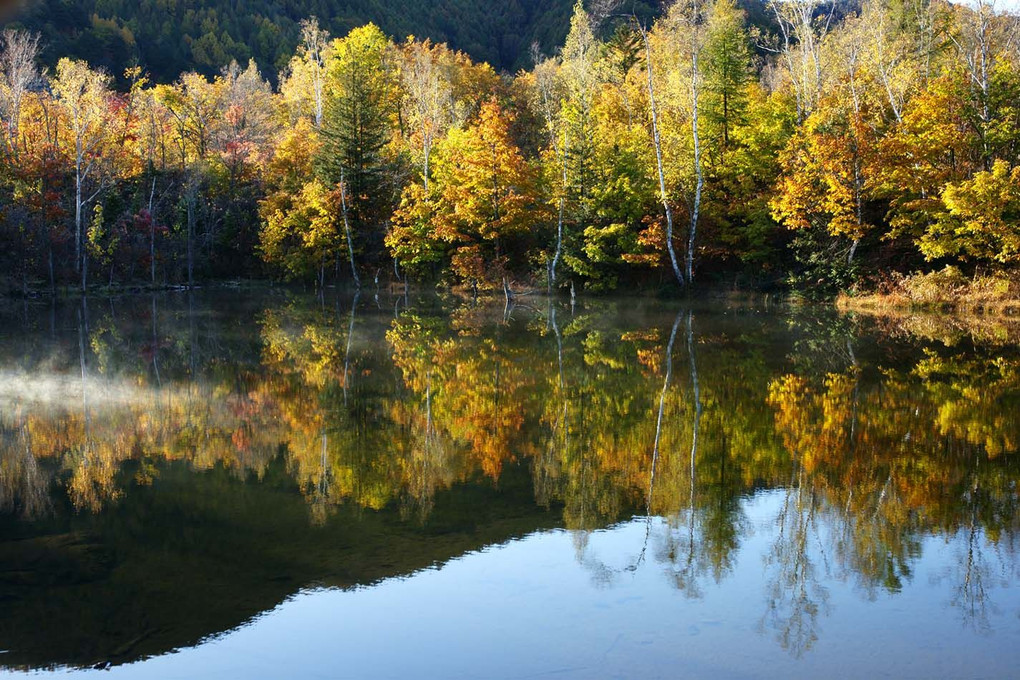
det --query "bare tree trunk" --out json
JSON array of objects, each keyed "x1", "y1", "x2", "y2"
[
  {"x1": 313, "y1": 66, "x2": 324, "y2": 130},
  {"x1": 75, "y1": 166, "x2": 82, "y2": 274},
  {"x1": 849, "y1": 158, "x2": 863, "y2": 266},
  {"x1": 80, "y1": 238, "x2": 88, "y2": 293},
  {"x1": 186, "y1": 197, "x2": 195, "y2": 288},
  {"x1": 339, "y1": 169, "x2": 361, "y2": 288},
  {"x1": 550, "y1": 199, "x2": 565, "y2": 290},
  {"x1": 343, "y1": 291, "x2": 359, "y2": 406},
  {"x1": 149, "y1": 176, "x2": 157, "y2": 287},
  {"x1": 423, "y1": 140, "x2": 430, "y2": 193},
  {"x1": 687, "y1": 48, "x2": 703, "y2": 286},
  {"x1": 183, "y1": 165, "x2": 200, "y2": 289},
  {"x1": 550, "y1": 131, "x2": 568, "y2": 290}
]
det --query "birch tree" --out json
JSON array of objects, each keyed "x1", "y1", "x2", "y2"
[
  {"x1": 530, "y1": 53, "x2": 569, "y2": 289},
  {"x1": 0, "y1": 29, "x2": 40, "y2": 160},
  {"x1": 51, "y1": 58, "x2": 113, "y2": 288},
  {"x1": 281, "y1": 18, "x2": 331, "y2": 127},
  {"x1": 670, "y1": 0, "x2": 707, "y2": 286},
  {"x1": 637, "y1": 19, "x2": 684, "y2": 288},
  {"x1": 400, "y1": 39, "x2": 454, "y2": 192},
  {"x1": 302, "y1": 17, "x2": 329, "y2": 128},
  {"x1": 648, "y1": 0, "x2": 707, "y2": 286},
  {"x1": 768, "y1": 0, "x2": 834, "y2": 122},
  {"x1": 950, "y1": 0, "x2": 1016, "y2": 169}
]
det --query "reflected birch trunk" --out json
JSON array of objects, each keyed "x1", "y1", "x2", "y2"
[
  {"x1": 639, "y1": 310, "x2": 683, "y2": 566},
  {"x1": 684, "y1": 311, "x2": 701, "y2": 573},
  {"x1": 762, "y1": 467, "x2": 827, "y2": 657},
  {"x1": 649, "y1": 311, "x2": 683, "y2": 513},
  {"x1": 339, "y1": 169, "x2": 360, "y2": 289},
  {"x1": 71, "y1": 302, "x2": 112, "y2": 512},
  {"x1": 538, "y1": 303, "x2": 569, "y2": 509},
  {"x1": 151, "y1": 294, "x2": 161, "y2": 388},
  {"x1": 406, "y1": 369, "x2": 449, "y2": 521},
  {"x1": 343, "y1": 291, "x2": 359, "y2": 406}
]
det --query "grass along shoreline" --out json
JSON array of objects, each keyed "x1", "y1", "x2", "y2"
[{"x1": 838, "y1": 267, "x2": 1020, "y2": 316}]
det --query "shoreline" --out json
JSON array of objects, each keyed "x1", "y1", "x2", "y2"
[
  {"x1": 837, "y1": 293, "x2": 1020, "y2": 317},
  {"x1": 836, "y1": 267, "x2": 1020, "y2": 319},
  {"x1": 836, "y1": 298, "x2": 1020, "y2": 345}
]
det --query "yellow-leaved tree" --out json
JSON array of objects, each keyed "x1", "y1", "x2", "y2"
[
  {"x1": 921, "y1": 160, "x2": 1020, "y2": 264},
  {"x1": 259, "y1": 118, "x2": 346, "y2": 284},
  {"x1": 426, "y1": 98, "x2": 541, "y2": 285}
]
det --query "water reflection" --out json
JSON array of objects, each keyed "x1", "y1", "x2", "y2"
[{"x1": 0, "y1": 292, "x2": 1017, "y2": 671}]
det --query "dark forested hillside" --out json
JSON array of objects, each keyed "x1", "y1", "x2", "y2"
[{"x1": 7, "y1": 0, "x2": 660, "y2": 80}]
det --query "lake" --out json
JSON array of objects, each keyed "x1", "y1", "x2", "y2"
[{"x1": 0, "y1": 291, "x2": 1017, "y2": 679}]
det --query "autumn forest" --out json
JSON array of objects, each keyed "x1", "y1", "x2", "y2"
[{"x1": 0, "y1": 0, "x2": 1019, "y2": 298}]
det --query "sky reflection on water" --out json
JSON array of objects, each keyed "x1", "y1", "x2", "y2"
[{"x1": 53, "y1": 497, "x2": 1019, "y2": 680}]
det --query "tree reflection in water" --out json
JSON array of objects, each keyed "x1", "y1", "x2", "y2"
[{"x1": 0, "y1": 291, "x2": 1017, "y2": 665}]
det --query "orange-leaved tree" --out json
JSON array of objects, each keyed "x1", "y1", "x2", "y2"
[{"x1": 428, "y1": 97, "x2": 542, "y2": 284}]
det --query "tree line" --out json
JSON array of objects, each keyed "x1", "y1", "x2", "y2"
[{"x1": 1, "y1": 0, "x2": 1018, "y2": 295}]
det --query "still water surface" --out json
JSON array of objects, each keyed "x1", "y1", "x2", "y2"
[{"x1": 0, "y1": 291, "x2": 1017, "y2": 678}]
